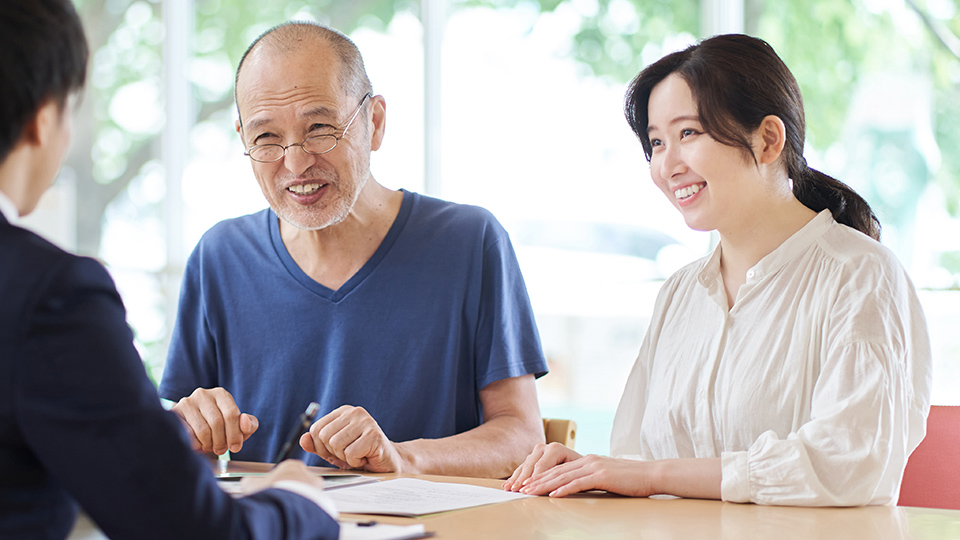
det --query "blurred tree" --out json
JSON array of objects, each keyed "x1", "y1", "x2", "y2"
[
  {"x1": 70, "y1": 0, "x2": 160, "y2": 258},
  {"x1": 459, "y1": 0, "x2": 699, "y2": 83},
  {"x1": 461, "y1": 0, "x2": 959, "y2": 215}
]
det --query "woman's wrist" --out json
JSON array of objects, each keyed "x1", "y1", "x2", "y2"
[
  {"x1": 643, "y1": 458, "x2": 723, "y2": 500},
  {"x1": 646, "y1": 459, "x2": 670, "y2": 496}
]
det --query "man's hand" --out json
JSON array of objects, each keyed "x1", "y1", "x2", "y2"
[
  {"x1": 300, "y1": 405, "x2": 408, "y2": 473},
  {"x1": 171, "y1": 387, "x2": 258, "y2": 455}
]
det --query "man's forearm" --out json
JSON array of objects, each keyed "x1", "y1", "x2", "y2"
[{"x1": 396, "y1": 414, "x2": 545, "y2": 478}]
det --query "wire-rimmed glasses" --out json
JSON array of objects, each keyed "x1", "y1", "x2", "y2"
[{"x1": 243, "y1": 93, "x2": 371, "y2": 163}]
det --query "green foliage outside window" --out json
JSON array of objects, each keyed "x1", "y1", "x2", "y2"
[{"x1": 463, "y1": 0, "x2": 959, "y2": 218}]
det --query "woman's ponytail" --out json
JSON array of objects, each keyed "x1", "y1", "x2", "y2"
[{"x1": 791, "y1": 162, "x2": 881, "y2": 241}]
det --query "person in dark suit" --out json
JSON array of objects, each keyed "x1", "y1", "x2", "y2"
[{"x1": 0, "y1": 1, "x2": 339, "y2": 538}]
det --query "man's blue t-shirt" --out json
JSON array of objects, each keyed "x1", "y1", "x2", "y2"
[{"x1": 159, "y1": 190, "x2": 548, "y2": 466}]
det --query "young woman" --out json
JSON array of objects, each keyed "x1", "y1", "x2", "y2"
[{"x1": 504, "y1": 34, "x2": 931, "y2": 506}]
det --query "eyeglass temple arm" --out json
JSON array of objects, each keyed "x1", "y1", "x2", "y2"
[{"x1": 341, "y1": 93, "x2": 372, "y2": 138}]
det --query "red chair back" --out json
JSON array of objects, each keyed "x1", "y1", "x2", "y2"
[{"x1": 898, "y1": 405, "x2": 960, "y2": 509}]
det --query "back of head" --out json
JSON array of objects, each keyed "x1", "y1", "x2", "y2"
[
  {"x1": 624, "y1": 34, "x2": 880, "y2": 240},
  {"x1": 0, "y1": 0, "x2": 88, "y2": 164},
  {"x1": 235, "y1": 21, "x2": 373, "y2": 108}
]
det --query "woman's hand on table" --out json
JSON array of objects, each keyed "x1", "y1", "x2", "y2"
[
  {"x1": 503, "y1": 442, "x2": 660, "y2": 498},
  {"x1": 502, "y1": 442, "x2": 582, "y2": 493}
]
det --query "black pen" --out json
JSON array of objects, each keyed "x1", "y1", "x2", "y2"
[{"x1": 274, "y1": 402, "x2": 320, "y2": 464}]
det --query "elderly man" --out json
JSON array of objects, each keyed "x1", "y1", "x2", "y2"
[
  {"x1": 159, "y1": 22, "x2": 548, "y2": 478},
  {"x1": 0, "y1": 2, "x2": 337, "y2": 538}
]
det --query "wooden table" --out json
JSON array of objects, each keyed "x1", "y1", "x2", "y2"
[{"x1": 222, "y1": 461, "x2": 960, "y2": 539}]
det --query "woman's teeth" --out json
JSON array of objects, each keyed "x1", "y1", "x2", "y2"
[{"x1": 674, "y1": 183, "x2": 704, "y2": 200}]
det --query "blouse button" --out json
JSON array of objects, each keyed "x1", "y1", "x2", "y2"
[{"x1": 746, "y1": 270, "x2": 755, "y2": 279}]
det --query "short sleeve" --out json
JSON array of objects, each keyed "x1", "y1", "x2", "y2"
[{"x1": 473, "y1": 224, "x2": 548, "y2": 390}]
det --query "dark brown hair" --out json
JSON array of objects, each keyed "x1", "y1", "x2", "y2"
[{"x1": 624, "y1": 34, "x2": 880, "y2": 240}]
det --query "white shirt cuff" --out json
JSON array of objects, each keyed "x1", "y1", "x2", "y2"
[
  {"x1": 272, "y1": 480, "x2": 339, "y2": 519},
  {"x1": 721, "y1": 451, "x2": 751, "y2": 503}
]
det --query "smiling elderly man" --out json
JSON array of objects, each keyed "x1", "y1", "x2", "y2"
[{"x1": 159, "y1": 21, "x2": 548, "y2": 478}]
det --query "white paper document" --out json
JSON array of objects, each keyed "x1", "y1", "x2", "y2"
[
  {"x1": 217, "y1": 473, "x2": 378, "y2": 496},
  {"x1": 328, "y1": 478, "x2": 531, "y2": 516},
  {"x1": 338, "y1": 521, "x2": 429, "y2": 540}
]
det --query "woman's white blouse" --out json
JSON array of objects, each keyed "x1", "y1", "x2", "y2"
[{"x1": 611, "y1": 210, "x2": 932, "y2": 506}]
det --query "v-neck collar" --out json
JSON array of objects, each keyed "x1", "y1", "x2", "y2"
[{"x1": 268, "y1": 189, "x2": 414, "y2": 303}]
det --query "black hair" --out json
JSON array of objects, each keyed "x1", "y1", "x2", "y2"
[
  {"x1": 625, "y1": 34, "x2": 880, "y2": 240},
  {"x1": 0, "y1": 0, "x2": 88, "y2": 163}
]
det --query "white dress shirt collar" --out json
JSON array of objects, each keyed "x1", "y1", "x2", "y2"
[{"x1": 0, "y1": 190, "x2": 19, "y2": 224}]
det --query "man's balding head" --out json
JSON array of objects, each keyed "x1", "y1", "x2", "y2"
[{"x1": 235, "y1": 22, "x2": 372, "y2": 111}]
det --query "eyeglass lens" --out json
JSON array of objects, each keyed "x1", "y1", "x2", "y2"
[{"x1": 248, "y1": 136, "x2": 337, "y2": 162}]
